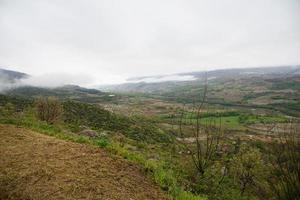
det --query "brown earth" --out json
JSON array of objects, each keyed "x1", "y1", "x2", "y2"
[{"x1": 0, "y1": 125, "x2": 167, "y2": 200}]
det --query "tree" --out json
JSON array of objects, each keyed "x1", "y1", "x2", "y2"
[{"x1": 35, "y1": 97, "x2": 63, "y2": 124}]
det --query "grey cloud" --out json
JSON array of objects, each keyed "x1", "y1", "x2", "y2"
[
  {"x1": 0, "y1": 0, "x2": 299, "y2": 84},
  {"x1": 20, "y1": 73, "x2": 95, "y2": 88}
]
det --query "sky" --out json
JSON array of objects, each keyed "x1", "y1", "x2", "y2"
[{"x1": 0, "y1": 0, "x2": 300, "y2": 86}]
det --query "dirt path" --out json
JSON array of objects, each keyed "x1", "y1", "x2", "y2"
[{"x1": 0, "y1": 125, "x2": 167, "y2": 200}]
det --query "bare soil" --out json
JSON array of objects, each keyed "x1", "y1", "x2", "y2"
[{"x1": 0, "y1": 125, "x2": 167, "y2": 200}]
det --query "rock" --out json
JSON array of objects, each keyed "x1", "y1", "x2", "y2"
[
  {"x1": 78, "y1": 129, "x2": 98, "y2": 138},
  {"x1": 99, "y1": 131, "x2": 107, "y2": 137}
]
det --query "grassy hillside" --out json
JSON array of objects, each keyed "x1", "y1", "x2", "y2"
[
  {"x1": 0, "y1": 124, "x2": 168, "y2": 200},
  {"x1": 5, "y1": 85, "x2": 118, "y2": 103},
  {"x1": 63, "y1": 100, "x2": 171, "y2": 143},
  {"x1": 0, "y1": 94, "x2": 206, "y2": 200},
  {"x1": 0, "y1": 94, "x2": 171, "y2": 143}
]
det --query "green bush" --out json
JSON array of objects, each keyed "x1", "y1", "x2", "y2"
[
  {"x1": 95, "y1": 138, "x2": 109, "y2": 148},
  {"x1": 74, "y1": 136, "x2": 90, "y2": 144}
]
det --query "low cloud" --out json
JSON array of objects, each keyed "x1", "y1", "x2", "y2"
[
  {"x1": 0, "y1": 73, "x2": 20, "y2": 92},
  {"x1": 20, "y1": 73, "x2": 94, "y2": 88},
  {"x1": 129, "y1": 75, "x2": 196, "y2": 83},
  {"x1": 0, "y1": 72, "x2": 96, "y2": 93}
]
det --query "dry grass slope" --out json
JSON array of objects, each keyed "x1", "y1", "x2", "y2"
[{"x1": 0, "y1": 125, "x2": 167, "y2": 200}]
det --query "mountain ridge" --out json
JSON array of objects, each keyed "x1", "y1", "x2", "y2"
[{"x1": 99, "y1": 65, "x2": 300, "y2": 93}]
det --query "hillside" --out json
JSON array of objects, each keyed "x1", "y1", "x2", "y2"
[
  {"x1": 0, "y1": 124, "x2": 167, "y2": 200},
  {"x1": 0, "y1": 68, "x2": 28, "y2": 81},
  {"x1": 0, "y1": 66, "x2": 299, "y2": 200},
  {"x1": 0, "y1": 68, "x2": 116, "y2": 104},
  {"x1": 0, "y1": 68, "x2": 29, "y2": 92},
  {"x1": 4, "y1": 85, "x2": 119, "y2": 104}
]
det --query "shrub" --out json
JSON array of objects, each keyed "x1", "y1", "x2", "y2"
[
  {"x1": 231, "y1": 145, "x2": 266, "y2": 198},
  {"x1": 74, "y1": 136, "x2": 90, "y2": 144},
  {"x1": 154, "y1": 167, "x2": 177, "y2": 191},
  {"x1": 35, "y1": 97, "x2": 63, "y2": 124},
  {"x1": 0, "y1": 103, "x2": 15, "y2": 118},
  {"x1": 95, "y1": 138, "x2": 109, "y2": 148}
]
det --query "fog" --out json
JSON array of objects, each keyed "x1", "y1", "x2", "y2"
[
  {"x1": 21, "y1": 73, "x2": 96, "y2": 88},
  {"x1": 128, "y1": 75, "x2": 196, "y2": 83},
  {"x1": 0, "y1": 0, "x2": 300, "y2": 85},
  {"x1": 0, "y1": 73, "x2": 18, "y2": 92},
  {"x1": 0, "y1": 72, "x2": 101, "y2": 92}
]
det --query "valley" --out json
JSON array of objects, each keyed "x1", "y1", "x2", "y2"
[
  {"x1": 1, "y1": 1, "x2": 299, "y2": 199},
  {"x1": 0, "y1": 66, "x2": 299, "y2": 200}
]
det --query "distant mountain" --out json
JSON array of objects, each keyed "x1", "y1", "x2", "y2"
[
  {"x1": 5, "y1": 85, "x2": 116, "y2": 103},
  {"x1": 0, "y1": 68, "x2": 29, "y2": 82},
  {"x1": 180, "y1": 65, "x2": 300, "y2": 79},
  {"x1": 0, "y1": 68, "x2": 115, "y2": 103},
  {"x1": 100, "y1": 65, "x2": 300, "y2": 93},
  {"x1": 0, "y1": 68, "x2": 29, "y2": 92}
]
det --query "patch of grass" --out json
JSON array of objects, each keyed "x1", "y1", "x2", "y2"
[
  {"x1": 74, "y1": 136, "x2": 90, "y2": 144},
  {"x1": 170, "y1": 110, "x2": 289, "y2": 131},
  {"x1": 245, "y1": 115, "x2": 287, "y2": 124},
  {"x1": 177, "y1": 190, "x2": 206, "y2": 200},
  {"x1": 178, "y1": 115, "x2": 244, "y2": 130},
  {"x1": 95, "y1": 137, "x2": 109, "y2": 148},
  {"x1": 201, "y1": 116, "x2": 242, "y2": 130},
  {"x1": 154, "y1": 167, "x2": 177, "y2": 192}
]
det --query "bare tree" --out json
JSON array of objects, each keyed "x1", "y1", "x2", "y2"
[
  {"x1": 35, "y1": 97, "x2": 63, "y2": 124},
  {"x1": 176, "y1": 76, "x2": 223, "y2": 176}
]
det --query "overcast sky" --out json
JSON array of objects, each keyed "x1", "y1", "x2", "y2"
[{"x1": 0, "y1": 0, "x2": 300, "y2": 85}]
